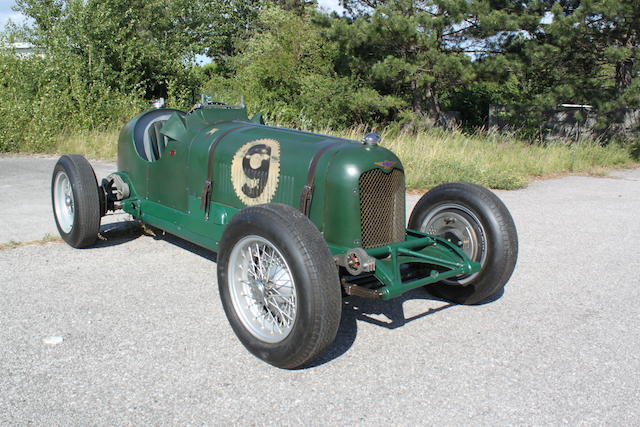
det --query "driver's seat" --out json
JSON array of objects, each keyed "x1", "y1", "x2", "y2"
[
  {"x1": 147, "y1": 121, "x2": 167, "y2": 160},
  {"x1": 133, "y1": 110, "x2": 186, "y2": 162}
]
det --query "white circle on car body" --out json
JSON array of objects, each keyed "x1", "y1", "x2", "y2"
[{"x1": 231, "y1": 139, "x2": 280, "y2": 206}]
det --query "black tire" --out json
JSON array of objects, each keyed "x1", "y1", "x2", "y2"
[
  {"x1": 217, "y1": 203, "x2": 341, "y2": 369},
  {"x1": 408, "y1": 182, "x2": 518, "y2": 305},
  {"x1": 51, "y1": 155, "x2": 102, "y2": 248}
]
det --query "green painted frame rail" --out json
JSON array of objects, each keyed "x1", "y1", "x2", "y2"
[{"x1": 331, "y1": 230, "x2": 481, "y2": 300}]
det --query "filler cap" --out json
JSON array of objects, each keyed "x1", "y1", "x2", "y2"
[{"x1": 362, "y1": 133, "x2": 380, "y2": 145}]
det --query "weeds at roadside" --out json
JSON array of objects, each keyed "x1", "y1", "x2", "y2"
[
  {"x1": 335, "y1": 127, "x2": 635, "y2": 190},
  {"x1": 0, "y1": 233, "x2": 62, "y2": 250},
  {"x1": 11, "y1": 124, "x2": 638, "y2": 191}
]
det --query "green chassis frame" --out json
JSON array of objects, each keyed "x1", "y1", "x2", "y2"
[
  {"x1": 116, "y1": 167, "x2": 480, "y2": 301},
  {"x1": 329, "y1": 230, "x2": 481, "y2": 300}
]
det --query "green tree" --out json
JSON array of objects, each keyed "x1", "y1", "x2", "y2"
[
  {"x1": 14, "y1": 0, "x2": 210, "y2": 101},
  {"x1": 272, "y1": 0, "x2": 317, "y2": 14},
  {"x1": 208, "y1": 6, "x2": 401, "y2": 129},
  {"x1": 195, "y1": 0, "x2": 262, "y2": 63},
  {"x1": 1, "y1": 0, "x2": 215, "y2": 150},
  {"x1": 332, "y1": 0, "x2": 536, "y2": 123},
  {"x1": 541, "y1": 0, "x2": 639, "y2": 97},
  {"x1": 498, "y1": 0, "x2": 640, "y2": 136}
]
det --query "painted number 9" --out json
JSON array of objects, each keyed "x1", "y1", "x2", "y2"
[{"x1": 231, "y1": 139, "x2": 280, "y2": 206}]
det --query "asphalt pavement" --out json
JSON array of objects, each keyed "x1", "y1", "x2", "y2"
[{"x1": 1, "y1": 154, "x2": 639, "y2": 425}]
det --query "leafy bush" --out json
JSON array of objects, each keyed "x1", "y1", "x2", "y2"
[
  {"x1": 0, "y1": 52, "x2": 143, "y2": 152},
  {"x1": 202, "y1": 7, "x2": 404, "y2": 130}
]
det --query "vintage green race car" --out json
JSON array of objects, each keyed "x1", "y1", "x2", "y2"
[{"x1": 51, "y1": 99, "x2": 518, "y2": 368}]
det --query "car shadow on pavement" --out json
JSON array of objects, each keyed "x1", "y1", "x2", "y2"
[
  {"x1": 148, "y1": 229, "x2": 218, "y2": 261},
  {"x1": 93, "y1": 220, "x2": 217, "y2": 262},
  {"x1": 306, "y1": 287, "x2": 505, "y2": 369},
  {"x1": 89, "y1": 222, "x2": 504, "y2": 369},
  {"x1": 92, "y1": 220, "x2": 145, "y2": 248},
  {"x1": 306, "y1": 290, "x2": 456, "y2": 369}
]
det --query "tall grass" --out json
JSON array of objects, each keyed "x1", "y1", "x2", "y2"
[
  {"x1": 34, "y1": 125, "x2": 636, "y2": 190},
  {"x1": 336, "y1": 127, "x2": 635, "y2": 190},
  {"x1": 38, "y1": 129, "x2": 121, "y2": 160}
]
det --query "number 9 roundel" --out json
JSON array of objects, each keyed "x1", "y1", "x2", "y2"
[{"x1": 231, "y1": 139, "x2": 281, "y2": 206}]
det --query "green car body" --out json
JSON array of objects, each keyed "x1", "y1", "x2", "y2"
[
  {"x1": 112, "y1": 104, "x2": 480, "y2": 300},
  {"x1": 52, "y1": 100, "x2": 518, "y2": 367}
]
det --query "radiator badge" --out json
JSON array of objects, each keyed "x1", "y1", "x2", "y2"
[{"x1": 374, "y1": 160, "x2": 396, "y2": 171}]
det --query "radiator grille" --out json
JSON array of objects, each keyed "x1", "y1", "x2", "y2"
[{"x1": 359, "y1": 168, "x2": 405, "y2": 248}]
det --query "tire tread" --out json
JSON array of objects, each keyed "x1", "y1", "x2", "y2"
[
  {"x1": 217, "y1": 203, "x2": 341, "y2": 369},
  {"x1": 52, "y1": 155, "x2": 101, "y2": 248},
  {"x1": 408, "y1": 182, "x2": 518, "y2": 305}
]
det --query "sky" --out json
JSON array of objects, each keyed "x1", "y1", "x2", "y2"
[
  {"x1": 0, "y1": 0, "x2": 344, "y2": 32},
  {"x1": 318, "y1": 0, "x2": 344, "y2": 13},
  {"x1": 0, "y1": 1, "x2": 27, "y2": 31}
]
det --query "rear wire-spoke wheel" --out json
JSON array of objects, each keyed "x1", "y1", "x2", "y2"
[
  {"x1": 409, "y1": 182, "x2": 518, "y2": 305},
  {"x1": 51, "y1": 155, "x2": 102, "y2": 248},
  {"x1": 228, "y1": 236, "x2": 297, "y2": 343},
  {"x1": 218, "y1": 204, "x2": 341, "y2": 369}
]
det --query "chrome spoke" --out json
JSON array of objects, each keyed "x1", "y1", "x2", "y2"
[
  {"x1": 268, "y1": 299, "x2": 294, "y2": 322},
  {"x1": 228, "y1": 236, "x2": 297, "y2": 343}
]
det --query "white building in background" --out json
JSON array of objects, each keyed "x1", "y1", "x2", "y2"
[{"x1": 2, "y1": 42, "x2": 39, "y2": 57}]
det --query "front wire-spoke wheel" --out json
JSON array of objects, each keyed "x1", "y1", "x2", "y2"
[
  {"x1": 218, "y1": 204, "x2": 341, "y2": 369},
  {"x1": 229, "y1": 236, "x2": 297, "y2": 343}
]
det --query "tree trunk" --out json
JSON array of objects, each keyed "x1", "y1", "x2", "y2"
[
  {"x1": 615, "y1": 36, "x2": 636, "y2": 95},
  {"x1": 411, "y1": 78, "x2": 423, "y2": 115},
  {"x1": 425, "y1": 83, "x2": 441, "y2": 121},
  {"x1": 615, "y1": 58, "x2": 634, "y2": 94}
]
